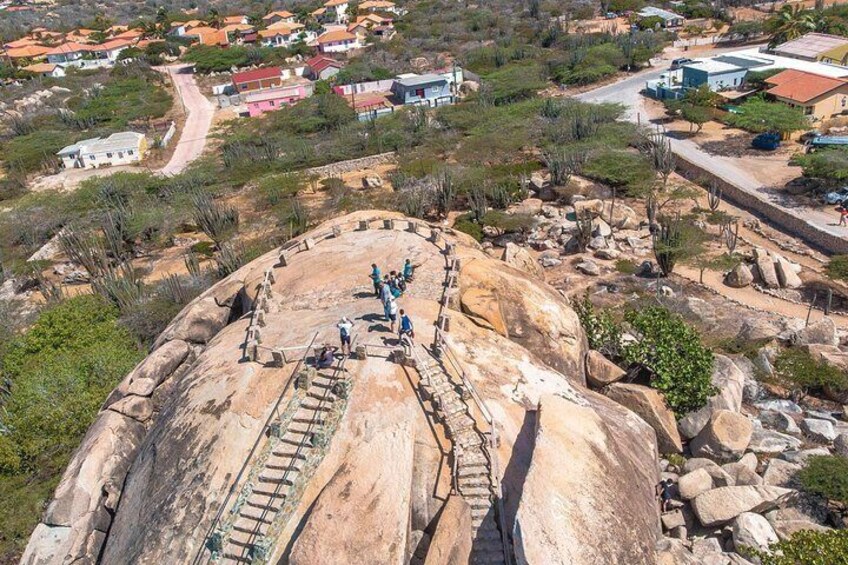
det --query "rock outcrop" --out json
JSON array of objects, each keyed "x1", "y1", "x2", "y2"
[
  {"x1": 692, "y1": 486, "x2": 792, "y2": 527},
  {"x1": 679, "y1": 355, "x2": 745, "y2": 439},
  {"x1": 689, "y1": 410, "x2": 753, "y2": 462},
  {"x1": 585, "y1": 350, "x2": 625, "y2": 388},
  {"x1": 424, "y1": 496, "x2": 473, "y2": 565},
  {"x1": 604, "y1": 383, "x2": 683, "y2": 453},
  {"x1": 22, "y1": 212, "x2": 660, "y2": 565}
]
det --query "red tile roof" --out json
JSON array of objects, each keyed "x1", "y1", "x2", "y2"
[
  {"x1": 232, "y1": 66, "x2": 282, "y2": 84},
  {"x1": 766, "y1": 69, "x2": 848, "y2": 104},
  {"x1": 306, "y1": 54, "x2": 343, "y2": 73},
  {"x1": 317, "y1": 30, "x2": 356, "y2": 44}
]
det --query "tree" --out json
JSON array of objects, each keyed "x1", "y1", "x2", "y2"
[
  {"x1": 653, "y1": 215, "x2": 705, "y2": 276},
  {"x1": 790, "y1": 147, "x2": 848, "y2": 186},
  {"x1": 667, "y1": 85, "x2": 718, "y2": 134},
  {"x1": 766, "y1": 5, "x2": 816, "y2": 46},
  {"x1": 622, "y1": 306, "x2": 716, "y2": 416},
  {"x1": 772, "y1": 348, "x2": 848, "y2": 402},
  {"x1": 678, "y1": 104, "x2": 711, "y2": 134},
  {"x1": 725, "y1": 20, "x2": 764, "y2": 42},
  {"x1": 725, "y1": 97, "x2": 809, "y2": 138}
]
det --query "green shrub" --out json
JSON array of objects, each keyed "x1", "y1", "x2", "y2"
[
  {"x1": 583, "y1": 149, "x2": 655, "y2": 190},
  {"x1": 614, "y1": 258, "x2": 638, "y2": 274},
  {"x1": 799, "y1": 455, "x2": 848, "y2": 505},
  {"x1": 753, "y1": 529, "x2": 848, "y2": 565},
  {"x1": 453, "y1": 214, "x2": 484, "y2": 241},
  {"x1": 573, "y1": 291, "x2": 622, "y2": 357},
  {"x1": 826, "y1": 255, "x2": 848, "y2": 280},
  {"x1": 622, "y1": 306, "x2": 715, "y2": 415},
  {"x1": 772, "y1": 348, "x2": 848, "y2": 402}
]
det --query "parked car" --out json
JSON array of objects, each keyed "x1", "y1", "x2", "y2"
[
  {"x1": 670, "y1": 58, "x2": 693, "y2": 69},
  {"x1": 752, "y1": 132, "x2": 780, "y2": 151},
  {"x1": 605, "y1": 11, "x2": 617, "y2": 18},
  {"x1": 825, "y1": 187, "x2": 848, "y2": 205}
]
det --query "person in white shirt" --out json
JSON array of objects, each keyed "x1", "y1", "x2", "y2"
[{"x1": 337, "y1": 317, "x2": 354, "y2": 355}]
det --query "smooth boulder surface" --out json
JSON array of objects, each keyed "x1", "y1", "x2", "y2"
[
  {"x1": 502, "y1": 242, "x2": 543, "y2": 278},
  {"x1": 725, "y1": 263, "x2": 753, "y2": 288},
  {"x1": 604, "y1": 383, "x2": 683, "y2": 453},
  {"x1": 762, "y1": 458, "x2": 802, "y2": 488},
  {"x1": 801, "y1": 418, "x2": 837, "y2": 443},
  {"x1": 732, "y1": 512, "x2": 779, "y2": 553},
  {"x1": 774, "y1": 257, "x2": 802, "y2": 289},
  {"x1": 585, "y1": 350, "x2": 625, "y2": 389},
  {"x1": 424, "y1": 496, "x2": 473, "y2": 565},
  {"x1": 513, "y1": 394, "x2": 660, "y2": 565},
  {"x1": 679, "y1": 355, "x2": 745, "y2": 439},
  {"x1": 690, "y1": 410, "x2": 753, "y2": 462},
  {"x1": 747, "y1": 428, "x2": 802, "y2": 454},
  {"x1": 678, "y1": 468, "x2": 714, "y2": 500},
  {"x1": 759, "y1": 411, "x2": 800, "y2": 434},
  {"x1": 754, "y1": 254, "x2": 780, "y2": 288},
  {"x1": 692, "y1": 486, "x2": 793, "y2": 527},
  {"x1": 289, "y1": 422, "x2": 415, "y2": 565},
  {"x1": 790, "y1": 317, "x2": 839, "y2": 347}
]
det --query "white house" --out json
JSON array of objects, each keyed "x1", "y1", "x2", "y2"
[
  {"x1": 45, "y1": 39, "x2": 132, "y2": 69},
  {"x1": 317, "y1": 30, "x2": 361, "y2": 53},
  {"x1": 21, "y1": 63, "x2": 65, "y2": 78},
  {"x1": 57, "y1": 132, "x2": 147, "y2": 169},
  {"x1": 323, "y1": 0, "x2": 350, "y2": 24},
  {"x1": 258, "y1": 23, "x2": 316, "y2": 48}
]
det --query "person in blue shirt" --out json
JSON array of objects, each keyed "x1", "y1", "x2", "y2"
[
  {"x1": 370, "y1": 264, "x2": 382, "y2": 297},
  {"x1": 399, "y1": 309, "x2": 414, "y2": 355},
  {"x1": 403, "y1": 259, "x2": 415, "y2": 282}
]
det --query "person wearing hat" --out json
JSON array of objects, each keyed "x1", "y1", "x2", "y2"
[{"x1": 337, "y1": 317, "x2": 354, "y2": 356}]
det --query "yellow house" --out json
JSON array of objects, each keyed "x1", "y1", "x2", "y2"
[
  {"x1": 765, "y1": 69, "x2": 848, "y2": 122},
  {"x1": 818, "y1": 43, "x2": 848, "y2": 66}
]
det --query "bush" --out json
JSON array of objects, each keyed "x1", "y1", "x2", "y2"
[
  {"x1": 753, "y1": 529, "x2": 848, "y2": 565},
  {"x1": 453, "y1": 214, "x2": 484, "y2": 241},
  {"x1": 573, "y1": 291, "x2": 622, "y2": 357},
  {"x1": 725, "y1": 96, "x2": 809, "y2": 136},
  {"x1": 615, "y1": 258, "x2": 638, "y2": 274},
  {"x1": 798, "y1": 455, "x2": 848, "y2": 505},
  {"x1": 826, "y1": 255, "x2": 848, "y2": 281},
  {"x1": 791, "y1": 148, "x2": 848, "y2": 186},
  {"x1": 583, "y1": 149, "x2": 655, "y2": 190},
  {"x1": 772, "y1": 348, "x2": 848, "y2": 402},
  {"x1": 622, "y1": 306, "x2": 716, "y2": 415}
]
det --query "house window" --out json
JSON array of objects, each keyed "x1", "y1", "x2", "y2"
[
  {"x1": 415, "y1": 88, "x2": 425, "y2": 98},
  {"x1": 240, "y1": 83, "x2": 248, "y2": 90},
  {"x1": 106, "y1": 152, "x2": 113, "y2": 158},
  {"x1": 128, "y1": 150, "x2": 134, "y2": 155},
  {"x1": 118, "y1": 152, "x2": 124, "y2": 158},
  {"x1": 89, "y1": 155, "x2": 95, "y2": 160},
  {"x1": 733, "y1": 78, "x2": 737, "y2": 86},
  {"x1": 270, "y1": 101, "x2": 275, "y2": 106},
  {"x1": 842, "y1": 97, "x2": 847, "y2": 107}
]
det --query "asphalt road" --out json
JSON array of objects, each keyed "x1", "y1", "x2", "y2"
[
  {"x1": 160, "y1": 64, "x2": 215, "y2": 177},
  {"x1": 575, "y1": 55, "x2": 846, "y2": 245}
]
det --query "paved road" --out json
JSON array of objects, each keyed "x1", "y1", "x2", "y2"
[
  {"x1": 575, "y1": 55, "x2": 847, "y2": 246},
  {"x1": 160, "y1": 64, "x2": 215, "y2": 177}
]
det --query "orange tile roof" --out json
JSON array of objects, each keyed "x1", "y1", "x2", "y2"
[
  {"x1": 113, "y1": 29, "x2": 144, "y2": 40},
  {"x1": 266, "y1": 21, "x2": 304, "y2": 31},
  {"x1": 311, "y1": 7, "x2": 327, "y2": 16},
  {"x1": 324, "y1": 0, "x2": 349, "y2": 7},
  {"x1": 5, "y1": 37, "x2": 40, "y2": 48},
  {"x1": 766, "y1": 69, "x2": 848, "y2": 104},
  {"x1": 92, "y1": 39, "x2": 134, "y2": 51},
  {"x1": 220, "y1": 23, "x2": 254, "y2": 33},
  {"x1": 22, "y1": 62, "x2": 60, "y2": 73},
  {"x1": 263, "y1": 10, "x2": 295, "y2": 20},
  {"x1": 5, "y1": 45, "x2": 51, "y2": 58},
  {"x1": 223, "y1": 15, "x2": 247, "y2": 24},
  {"x1": 45, "y1": 42, "x2": 92, "y2": 55},
  {"x1": 317, "y1": 30, "x2": 356, "y2": 43}
]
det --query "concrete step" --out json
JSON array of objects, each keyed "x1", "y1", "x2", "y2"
[
  {"x1": 457, "y1": 464, "x2": 489, "y2": 479},
  {"x1": 305, "y1": 390, "x2": 334, "y2": 402},
  {"x1": 278, "y1": 436, "x2": 309, "y2": 447},
  {"x1": 272, "y1": 446, "x2": 309, "y2": 460},
  {"x1": 455, "y1": 430, "x2": 484, "y2": 448},
  {"x1": 461, "y1": 451, "x2": 489, "y2": 467},
  {"x1": 221, "y1": 551, "x2": 252, "y2": 564},
  {"x1": 299, "y1": 403, "x2": 332, "y2": 412},
  {"x1": 474, "y1": 527, "x2": 503, "y2": 543},
  {"x1": 471, "y1": 506, "x2": 493, "y2": 520},
  {"x1": 264, "y1": 460, "x2": 303, "y2": 473},
  {"x1": 458, "y1": 476, "x2": 491, "y2": 489},
  {"x1": 444, "y1": 402, "x2": 467, "y2": 417},
  {"x1": 239, "y1": 505, "x2": 276, "y2": 523},
  {"x1": 447, "y1": 418, "x2": 475, "y2": 436},
  {"x1": 232, "y1": 517, "x2": 270, "y2": 537},
  {"x1": 245, "y1": 492, "x2": 286, "y2": 510},
  {"x1": 291, "y1": 416, "x2": 325, "y2": 425}
]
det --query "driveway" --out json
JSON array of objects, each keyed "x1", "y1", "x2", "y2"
[
  {"x1": 575, "y1": 51, "x2": 848, "y2": 247},
  {"x1": 160, "y1": 64, "x2": 215, "y2": 176}
]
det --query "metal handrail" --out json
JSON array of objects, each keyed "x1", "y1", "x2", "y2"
[
  {"x1": 232, "y1": 335, "x2": 356, "y2": 562},
  {"x1": 433, "y1": 328, "x2": 513, "y2": 565},
  {"x1": 192, "y1": 331, "x2": 319, "y2": 565}
]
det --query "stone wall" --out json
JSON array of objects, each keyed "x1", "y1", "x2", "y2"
[
  {"x1": 674, "y1": 155, "x2": 848, "y2": 255},
  {"x1": 304, "y1": 152, "x2": 397, "y2": 178}
]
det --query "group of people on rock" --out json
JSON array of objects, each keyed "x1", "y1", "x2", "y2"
[{"x1": 370, "y1": 260, "x2": 416, "y2": 352}]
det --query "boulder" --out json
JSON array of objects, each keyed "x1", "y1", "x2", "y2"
[
  {"x1": 774, "y1": 257, "x2": 802, "y2": 289},
  {"x1": 780, "y1": 447, "x2": 831, "y2": 464},
  {"x1": 109, "y1": 339, "x2": 191, "y2": 404},
  {"x1": 759, "y1": 411, "x2": 800, "y2": 434},
  {"x1": 502, "y1": 243, "x2": 543, "y2": 278},
  {"x1": 604, "y1": 383, "x2": 683, "y2": 453},
  {"x1": 575, "y1": 260, "x2": 600, "y2": 276},
  {"x1": 513, "y1": 394, "x2": 660, "y2": 565},
  {"x1": 423, "y1": 496, "x2": 472, "y2": 565},
  {"x1": 510, "y1": 197, "x2": 543, "y2": 216},
  {"x1": 725, "y1": 264, "x2": 754, "y2": 288},
  {"x1": 585, "y1": 350, "x2": 625, "y2": 389},
  {"x1": 678, "y1": 468, "x2": 714, "y2": 500},
  {"x1": 19, "y1": 524, "x2": 71, "y2": 565},
  {"x1": 362, "y1": 175, "x2": 383, "y2": 188},
  {"x1": 722, "y1": 461, "x2": 762, "y2": 487},
  {"x1": 691, "y1": 537, "x2": 723, "y2": 559},
  {"x1": 540, "y1": 255, "x2": 562, "y2": 268},
  {"x1": 592, "y1": 218, "x2": 612, "y2": 238},
  {"x1": 683, "y1": 459, "x2": 735, "y2": 487},
  {"x1": 573, "y1": 199, "x2": 639, "y2": 230},
  {"x1": 764, "y1": 507, "x2": 831, "y2": 540},
  {"x1": 289, "y1": 421, "x2": 415, "y2": 564},
  {"x1": 156, "y1": 295, "x2": 233, "y2": 345},
  {"x1": 690, "y1": 410, "x2": 753, "y2": 462},
  {"x1": 656, "y1": 538, "x2": 699, "y2": 565},
  {"x1": 748, "y1": 428, "x2": 803, "y2": 454},
  {"x1": 755, "y1": 399, "x2": 802, "y2": 414},
  {"x1": 800, "y1": 418, "x2": 837, "y2": 443},
  {"x1": 679, "y1": 355, "x2": 746, "y2": 439},
  {"x1": 789, "y1": 317, "x2": 839, "y2": 347},
  {"x1": 754, "y1": 254, "x2": 780, "y2": 289},
  {"x1": 691, "y1": 486, "x2": 793, "y2": 527},
  {"x1": 661, "y1": 509, "x2": 686, "y2": 531},
  {"x1": 732, "y1": 512, "x2": 779, "y2": 554},
  {"x1": 762, "y1": 458, "x2": 802, "y2": 488},
  {"x1": 107, "y1": 396, "x2": 154, "y2": 423},
  {"x1": 460, "y1": 288, "x2": 508, "y2": 337},
  {"x1": 834, "y1": 433, "x2": 848, "y2": 458}
]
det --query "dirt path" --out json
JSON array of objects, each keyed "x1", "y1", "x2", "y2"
[{"x1": 160, "y1": 64, "x2": 215, "y2": 176}]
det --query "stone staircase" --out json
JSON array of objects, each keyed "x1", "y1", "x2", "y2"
[
  {"x1": 215, "y1": 356, "x2": 352, "y2": 565},
  {"x1": 414, "y1": 346, "x2": 508, "y2": 565}
]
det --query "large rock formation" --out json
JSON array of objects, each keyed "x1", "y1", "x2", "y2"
[
  {"x1": 22, "y1": 212, "x2": 660, "y2": 565},
  {"x1": 604, "y1": 383, "x2": 683, "y2": 453}
]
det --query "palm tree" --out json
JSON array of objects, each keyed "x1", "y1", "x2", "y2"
[
  {"x1": 207, "y1": 8, "x2": 223, "y2": 29},
  {"x1": 766, "y1": 5, "x2": 816, "y2": 47}
]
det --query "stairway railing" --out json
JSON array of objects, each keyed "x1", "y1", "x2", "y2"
[
  {"x1": 192, "y1": 331, "x2": 318, "y2": 565},
  {"x1": 433, "y1": 328, "x2": 513, "y2": 565}
]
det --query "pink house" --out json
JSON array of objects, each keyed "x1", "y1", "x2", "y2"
[{"x1": 244, "y1": 79, "x2": 314, "y2": 117}]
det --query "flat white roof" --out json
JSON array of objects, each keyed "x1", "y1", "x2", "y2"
[
  {"x1": 638, "y1": 6, "x2": 683, "y2": 20},
  {"x1": 687, "y1": 47, "x2": 848, "y2": 79},
  {"x1": 58, "y1": 132, "x2": 144, "y2": 156}
]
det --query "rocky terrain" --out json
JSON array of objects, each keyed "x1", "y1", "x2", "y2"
[{"x1": 20, "y1": 211, "x2": 663, "y2": 565}]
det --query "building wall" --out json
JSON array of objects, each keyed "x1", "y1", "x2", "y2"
[
  {"x1": 320, "y1": 39, "x2": 358, "y2": 53},
  {"x1": 246, "y1": 85, "x2": 310, "y2": 117},
  {"x1": 235, "y1": 76, "x2": 283, "y2": 93},
  {"x1": 396, "y1": 81, "x2": 451, "y2": 104},
  {"x1": 682, "y1": 67, "x2": 747, "y2": 91}
]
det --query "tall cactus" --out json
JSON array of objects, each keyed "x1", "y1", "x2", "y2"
[
  {"x1": 653, "y1": 215, "x2": 683, "y2": 276},
  {"x1": 707, "y1": 181, "x2": 722, "y2": 212},
  {"x1": 723, "y1": 220, "x2": 739, "y2": 254}
]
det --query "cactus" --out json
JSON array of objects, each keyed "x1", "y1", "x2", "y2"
[
  {"x1": 573, "y1": 212, "x2": 593, "y2": 252},
  {"x1": 707, "y1": 181, "x2": 722, "y2": 212},
  {"x1": 723, "y1": 220, "x2": 739, "y2": 254},
  {"x1": 192, "y1": 192, "x2": 239, "y2": 245},
  {"x1": 653, "y1": 215, "x2": 684, "y2": 276}
]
